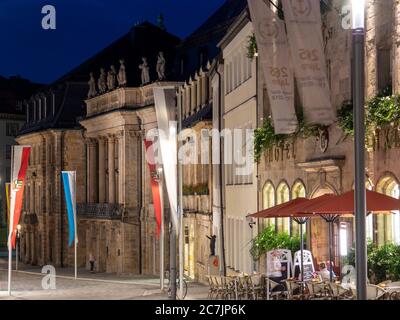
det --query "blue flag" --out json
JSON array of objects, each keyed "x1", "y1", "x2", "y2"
[{"x1": 61, "y1": 171, "x2": 78, "y2": 247}]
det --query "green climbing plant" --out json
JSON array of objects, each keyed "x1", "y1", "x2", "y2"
[
  {"x1": 253, "y1": 112, "x2": 323, "y2": 163},
  {"x1": 246, "y1": 34, "x2": 258, "y2": 59},
  {"x1": 250, "y1": 226, "x2": 302, "y2": 261}
]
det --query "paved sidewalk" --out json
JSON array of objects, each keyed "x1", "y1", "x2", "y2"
[{"x1": 0, "y1": 258, "x2": 208, "y2": 300}]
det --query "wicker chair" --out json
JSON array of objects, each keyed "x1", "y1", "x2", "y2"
[
  {"x1": 306, "y1": 281, "x2": 330, "y2": 300},
  {"x1": 206, "y1": 276, "x2": 216, "y2": 299},
  {"x1": 247, "y1": 274, "x2": 264, "y2": 300},
  {"x1": 283, "y1": 280, "x2": 302, "y2": 300},
  {"x1": 366, "y1": 284, "x2": 387, "y2": 300},
  {"x1": 328, "y1": 282, "x2": 354, "y2": 300}
]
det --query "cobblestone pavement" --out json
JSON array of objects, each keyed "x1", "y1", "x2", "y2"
[{"x1": 0, "y1": 259, "x2": 208, "y2": 300}]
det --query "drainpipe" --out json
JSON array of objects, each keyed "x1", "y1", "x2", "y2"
[
  {"x1": 255, "y1": 54, "x2": 260, "y2": 273},
  {"x1": 216, "y1": 65, "x2": 226, "y2": 276}
]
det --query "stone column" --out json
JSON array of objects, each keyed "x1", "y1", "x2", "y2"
[
  {"x1": 98, "y1": 137, "x2": 106, "y2": 203},
  {"x1": 108, "y1": 135, "x2": 116, "y2": 204},
  {"x1": 88, "y1": 139, "x2": 98, "y2": 203}
]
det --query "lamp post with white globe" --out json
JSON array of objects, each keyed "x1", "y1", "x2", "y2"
[{"x1": 352, "y1": 0, "x2": 367, "y2": 300}]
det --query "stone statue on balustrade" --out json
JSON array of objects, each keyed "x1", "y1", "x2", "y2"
[
  {"x1": 107, "y1": 65, "x2": 117, "y2": 91},
  {"x1": 117, "y1": 59, "x2": 127, "y2": 87},
  {"x1": 156, "y1": 51, "x2": 166, "y2": 81},
  {"x1": 87, "y1": 72, "x2": 97, "y2": 98},
  {"x1": 139, "y1": 57, "x2": 150, "y2": 85},
  {"x1": 98, "y1": 68, "x2": 107, "y2": 94}
]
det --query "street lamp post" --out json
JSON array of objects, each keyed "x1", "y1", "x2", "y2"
[{"x1": 352, "y1": 0, "x2": 367, "y2": 300}]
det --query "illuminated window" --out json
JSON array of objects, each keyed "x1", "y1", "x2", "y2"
[
  {"x1": 263, "y1": 182, "x2": 275, "y2": 228},
  {"x1": 376, "y1": 176, "x2": 400, "y2": 245},
  {"x1": 292, "y1": 181, "x2": 306, "y2": 199},
  {"x1": 291, "y1": 181, "x2": 306, "y2": 236},
  {"x1": 340, "y1": 222, "x2": 349, "y2": 256},
  {"x1": 276, "y1": 182, "x2": 290, "y2": 233}
]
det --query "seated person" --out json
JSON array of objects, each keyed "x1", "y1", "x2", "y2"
[
  {"x1": 318, "y1": 262, "x2": 336, "y2": 281},
  {"x1": 267, "y1": 250, "x2": 287, "y2": 292}
]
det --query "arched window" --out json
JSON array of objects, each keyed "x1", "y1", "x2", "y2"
[
  {"x1": 263, "y1": 182, "x2": 275, "y2": 229},
  {"x1": 263, "y1": 182, "x2": 275, "y2": 209},
  {"x1": 276, "y1": 182, "x2": 290, "y2": 234},
  {"x1": 291, "y1": 181, "x2": 306, "y2": 236},
  {"x1": 377, "y1": 176, "x2": 400, "y2": 245},
  {"x1": 292, "y1": 181, "x2": 306, "y2": 199}
]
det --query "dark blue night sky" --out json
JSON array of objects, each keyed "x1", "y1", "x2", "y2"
[{"x1": 0, "y1": 0, "x2": 225, "y2": 84}]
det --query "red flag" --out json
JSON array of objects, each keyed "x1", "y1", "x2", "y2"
[
  {"x1": 144, "y1": 140, "x2": 162, "y2": 237},
  {"x1": 8, "y1": 146, "x2": 31, "y2": 248}
]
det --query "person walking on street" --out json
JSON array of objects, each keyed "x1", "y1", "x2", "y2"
[{"x1": 89, "y1": 253, "x2": 96, "y2": 273}]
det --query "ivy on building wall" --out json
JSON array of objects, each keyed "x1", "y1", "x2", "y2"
[
  {"x1": 337, "y1": 100, "x2": 354, "y2": 136},
  {"x1": 254, "y1": 112, "x2": 323, "y2": 163},
  {"x1": 246, "y1": 34, "x2": 258, "y2": 60},
  {"x1": 337, "y1": 85, "x2": 400, "y2": 137}
]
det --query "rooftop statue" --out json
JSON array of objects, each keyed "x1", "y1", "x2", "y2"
[
  {"x1": 98, "y1": 68, "x2": 107, "y2": 94},
  {"x1": 107, "y1": 65, "x2": 117, "y2": 91},
  {"x1": 87, "y1": 72, "x2": 97, "y2": 98},
  {"x1": 117, "y1": 59, "x2": 127, "y2": 87},
  {"x1": 139, "y1": 57, "x2": 150, "y2": 85},
  {"x1": 156, "y1": 51, "x2": 166, "y2": 81}
]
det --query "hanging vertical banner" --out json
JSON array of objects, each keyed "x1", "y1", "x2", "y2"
[
  {"x1": 61, "y1": 171, "x2": 78, "y2": 247},
  {"x1": 282, "y1": 0, "x2": 335, "y2": 125},
  {"x1": 248, "y1": 0, "x2": 298, "y2": 134},
  {"x1": 144, "y1": 139, "x2": 162, "y2": 237},
  {"x1": 8, "y1": 145, "x2": 31, "y2": 249},
  {"x1": 153, "y1": 86, "x2": 179, "y2": 234}
]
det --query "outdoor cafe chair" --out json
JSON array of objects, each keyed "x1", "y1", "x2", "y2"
[
  {"x1": 206, "y1": 275, "x2": 220, "y2": 299},
  {"x1": 283, "y1": 279, "x2": 303, "y2": 300},
  {"x1": 352, "y1": 284, "x2": 386, "y2": 300},
  {"x1": 247, "y1": 274, "x2": 264, "y2": 300},
  {"x1": 235, "y1": 275, "x2": 252, "y2": 300},
  {"x1": 366, "y1": 284, "x2": 387, "y2": 300},
  {"x1": 211, "y1": 276, "x2": 230, "y2": 300},
  {"x1": 264, "y1": 277, "x2": 284, "y2": 300},
  {"x1": 306, "y1": 281, "x2": 330, "y2": 300},
  {"x1": 328, "y1": 282, "x2": 354, "y2": 300}
]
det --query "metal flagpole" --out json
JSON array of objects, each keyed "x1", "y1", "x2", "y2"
[
  {"x1": 74, "y1": 172, "x2": 78, "y2": 280},
  {"x1": 7, "y1": 147, "x2": 15, "y2": 296},
  {"x1": 75, "y1": 237, "x2": 77, "y2": 280},
  {"x1": 177, "y1": 88, "x2": 184, "y2": 299},
  {"x1": 159, "y1": 169, "x2": 165, "y2": 291},
  {"x1": 15, "y1": 232, "x2": 18, "y2": 271},
  {"x1": 352, "y1": 0, "x2": 367, "y2": 300}
]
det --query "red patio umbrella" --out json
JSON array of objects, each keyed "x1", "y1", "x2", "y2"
[
  {"x1": 301, "y1": 189, "x2": 400, "y2": 214},
  {"x1": 248, "y1": 197, "x2": 309, "y2": 219}
]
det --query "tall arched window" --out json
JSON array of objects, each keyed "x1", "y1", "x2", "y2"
[
  {"x1": 377, "y1": 176, "x2": 400, "y2": 245},
  {"x1": 292, "y1": 181, "x2": 306, "y2": 199},
  {"x1": 291, "y1": 181, "x2": 306, "y2": 236},
  {"x1": 263, "y1": 182, "x2": 275, "y2": 229},
  {"x1": 276, "y1": 182, "x2": 290, "y2": 234}
]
